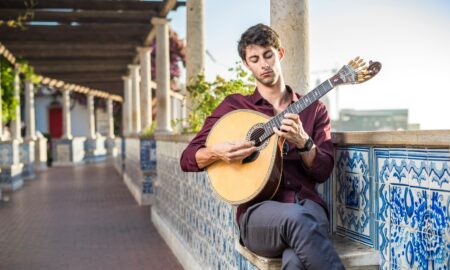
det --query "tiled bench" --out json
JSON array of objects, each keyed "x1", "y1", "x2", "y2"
[{"x1": 236, "y1": 235, "x2": 379, "y2": 270}]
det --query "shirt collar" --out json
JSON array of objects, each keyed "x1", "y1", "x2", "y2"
[{"x1": 250, "y1": 85, "x2": 299, "y2": 104}]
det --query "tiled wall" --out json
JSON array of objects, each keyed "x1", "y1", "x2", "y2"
[
  {"x1": 155, "y1": 141, "x2": 258, "y2": 270},
  {"x1": 154, "y1": 137, "x2": 449, "y2": 270},
  {"x1": 335, "y1": 146, "x2": 450, "y2": 270}
]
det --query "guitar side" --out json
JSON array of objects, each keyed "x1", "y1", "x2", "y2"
[{"x1": 206, "y1": 110, "x2": 283, "y2": 205}]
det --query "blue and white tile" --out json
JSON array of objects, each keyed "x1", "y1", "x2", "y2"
[
  {"x1": 377, "y1": 221, "x2": 391, "y2": 267},
  {"x1": 390, "y1": 224, "x2": 414, "y2": 269},
  {"x1": 377, "y1": 182, "x2": 391, "y2": 223},
  {"x1": 428, "y1": 149, "x2": 450, "y2": 191},
  {"x1": 428, "y1": 190, "x2": 450, "y2": 269},
  {"x1": 374, "y1": 148, "x2": 390, "y2": 184},
  {"x1": 390, "y1": 185, "x2": 409, "y2": 227},
  {"x1": 407, "y1": 149, "x2": 430, "y2": 188},
  {"x1": 335, "y1": 147, "x2": 370, "y2": 175}
]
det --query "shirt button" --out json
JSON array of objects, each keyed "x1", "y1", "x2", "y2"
[{"x1": 287, "y1": 181, "x2": 290, "y2": 185}]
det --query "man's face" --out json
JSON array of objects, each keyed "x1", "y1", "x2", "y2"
[{"x1": 243, "y1": 44, "x2": 283, "y2": 87}]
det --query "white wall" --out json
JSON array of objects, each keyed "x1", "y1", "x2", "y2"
[{"x1": 35, "y1": 95, "x2": 108, "y2": 137}]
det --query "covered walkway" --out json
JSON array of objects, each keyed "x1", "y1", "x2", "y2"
[{"x1": 0, "y1": 163, "x2": 182, "y2": 270}]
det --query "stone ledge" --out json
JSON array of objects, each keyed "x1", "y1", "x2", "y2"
[
  {"x1": 155, "y1": 130, "x2": 450, "y2": 147},
  {"x1": 235, "y1": 235, "x2": 379, "y2": 270},
  {"x1": 332, "y1": 130, "x2": 450, "y2": 147}
]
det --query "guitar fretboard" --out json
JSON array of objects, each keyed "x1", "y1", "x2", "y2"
[{"x1": 258, "y1": 80, "x2": 334, "y2": 142}]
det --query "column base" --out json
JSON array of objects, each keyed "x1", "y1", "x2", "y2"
[
  {"x1": 35, "y1": 162, "x2": 48, "y2": 172},
  {"x1": 85, "y1": 137, "x2": 107, "y2": 163},
  {"x1": 0, "y1": 163, "x2": 24, "y2": 191},
  {"x1": 35, "y1": 133, "x2": 48, "y2": 172},
  {"x1": 0, "y1": 140, "x2": 24, "y2": 191},
  {"x1": 52, "y1": 137, "x2": 86, "y2": 166},
  {"x1": 105, "y1": 137, "x2": 118, "y2": 157},
  {"x1": 21, "y1": 140, "x2": 36, "y2": 180}
]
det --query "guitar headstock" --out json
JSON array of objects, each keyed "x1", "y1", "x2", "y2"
[{"x1": 330, "y1": 57, "x2": 382, "y2": 87}]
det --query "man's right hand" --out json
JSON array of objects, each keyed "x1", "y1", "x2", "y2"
[
  {"x1": 195, "y1": 140, "x2": 257, "y2": 169},
  {"x1": 211, "y1": 141, "x2": 257, "y2": 164}
]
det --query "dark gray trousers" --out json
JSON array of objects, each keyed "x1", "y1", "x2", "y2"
[{"x1": 239, "y1": 199, "x2": 345, "y2": 270}]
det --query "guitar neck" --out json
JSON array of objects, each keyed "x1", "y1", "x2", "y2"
[{"x1": 258, "y1": 80, "x2": 334, "y2": 142}]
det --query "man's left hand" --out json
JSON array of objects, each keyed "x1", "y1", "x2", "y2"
[{"x1": 272, "y1": 113, "x2": 309, "y2": 149}]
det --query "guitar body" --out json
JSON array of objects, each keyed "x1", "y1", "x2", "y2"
[{"x1": 206, "y1": 109, "x2": 283, "y2": 205}]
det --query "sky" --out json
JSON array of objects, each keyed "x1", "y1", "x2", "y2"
[{"x1": 168, "y1": 0, "x2": 450, "y2": 130}]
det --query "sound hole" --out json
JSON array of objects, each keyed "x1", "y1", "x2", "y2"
[{"x1": 243, "y1": 123, "x2": 269, "y2": 164}]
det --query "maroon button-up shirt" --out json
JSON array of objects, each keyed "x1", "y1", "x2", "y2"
[{"x1": 180, "y1": 86, "x2": 334, "y2": 222}]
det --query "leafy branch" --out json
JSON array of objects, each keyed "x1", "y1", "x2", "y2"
[
  {"x1": 0, "y1": 0, "x2": 35, "y2": 29},
  {"x1": 175, "y1": 63, "x2": 255, "y2": 133}
]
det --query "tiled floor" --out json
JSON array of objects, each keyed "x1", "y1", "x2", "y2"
[{"x1": 0, "y1": 162, "x2": 183, "y2": 270}]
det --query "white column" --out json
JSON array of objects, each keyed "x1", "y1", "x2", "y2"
[
  {"x1": 62, "y1": 89, "x2": 72, "y2": 139},
  {"x1": 87, "y1": 94, "x2": 96, "y2": 139},
  {"x1": 107, "y1": 98, "x2": 114, "y2": 139},
  {"x1": 11, "y1": 68, "x2": 22, "y2": 141},
  {"x1": 137, "y1": 46, "x2": 153, "y2": 131},
  {"x1": 186, "y1": 0, "x2": 205, "y2": 83},
  {"x1": 128, "y1": 64, "x2": 141, "y2": 135},
  {"x1": 271, "y1": 0, "x2": 310, "y2": 94},
  {"x1": 152, "y1": 17, "x2": 172, "y2": 133},
  {"x1": 25, "y1": 80, "x2": 36, "y2": 140},
  {"x1": 122, "y1": 76, "x2": 132, "y2": 136}
]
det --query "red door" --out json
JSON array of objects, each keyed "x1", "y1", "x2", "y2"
[{"x1": 48, "y1": 106, "x2": 63, "y2": 138}]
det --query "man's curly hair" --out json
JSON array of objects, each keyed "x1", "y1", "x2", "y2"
[{"x1": 238, "y1": 23, "x2": 281, "y2": 61}]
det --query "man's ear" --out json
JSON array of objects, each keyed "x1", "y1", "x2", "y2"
[{"x1": 278, "y1": 47, "x2": 285, "y2": 61}]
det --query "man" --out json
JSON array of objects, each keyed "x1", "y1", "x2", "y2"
[{"x1": 180, "y1": 24, "x2": 344, "y2": 270}]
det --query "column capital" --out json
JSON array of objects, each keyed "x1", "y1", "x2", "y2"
[
  {"x1": 137, "y1": 46, "x2": 152, "y2": 54},
  {"x1": 151, "y1": 17, "x2": 170, "y2": 25},
  {"x1": 127, "y1": 64, "x2": 139, "y2": 71}
]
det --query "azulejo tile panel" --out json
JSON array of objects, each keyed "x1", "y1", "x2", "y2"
[
  {"x1": 334, "y1": 146, "x2": 373, "y2": 246},
  {"x1": 375, "y1": 148, "x2": 450, "y2": 270},
  {"x1": 140, "y1": 139, "x2": 156, "y2": 171}
]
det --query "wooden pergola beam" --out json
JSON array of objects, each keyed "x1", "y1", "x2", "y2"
[
  {"x1": 0, "y1": 34, "x2": 144, "y2": 43},
  {"x1": 0, "y1": 23, "x2": 151, "y2": 34},
  {"x1": 0, "y1": 9, "x2": 157, "y2": 24},
  {"x1": 9, "y1": 49, "x2": 135, "y2": 58},
  {"x1": 2, "y1": 42, "x2": 138, "y2": 51},
  {"x1": 42, "y1": 71, "x2": 124, "y2": 82},
  {"x1": 35, "y1": 64, "x2": 127, "y2": 73},
  {"x1": 30, "y1": 59, "x2": 129, "y2": 67},
  {"x1": 0, "y1": 0, "x2": 184, "y2": 11}
]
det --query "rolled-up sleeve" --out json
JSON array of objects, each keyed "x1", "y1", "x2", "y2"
[{"x1": 301, "y1": 102, "x2": 334, "y2": 183}]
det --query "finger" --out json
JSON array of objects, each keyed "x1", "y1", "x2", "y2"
[
  {"x1": 281, "y1": 119, "x2": 292, "y2": 126},
  {"x1": 280, "y1": 124, "x2": 295, "y2": 133},
  {"x1": 273, "y1": 127, "x2": 285, "y2": 137},
  {"x1": 229, "y1": 147, "x2": 257, "y2": 160},
  {"x1": 229, "y1": 140, "x2": 254, "y2": 151},
  {"x1": 284, "y1": 113, "x2": 299, "y2": 120}
]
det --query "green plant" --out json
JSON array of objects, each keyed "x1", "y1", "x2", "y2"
[
  {"x1": 141, "y1": 121, "x2": 157, "y2": 138},
  {"x1": 1, "y1": 58, "x2": 19, "y2": 123},
  {"x1": 0, "y1": 58, "x2": 38, "y2": 124},
  {"x1": 178, "y1": 64, "x2": 255, "y2": 133}
]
